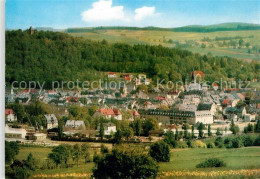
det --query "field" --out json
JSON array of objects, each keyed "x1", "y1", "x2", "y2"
[
  {"x1": 16, "y1": 146, "x2": 260, "y2": 178},
  {"x1": 69, "y1": 29, "x2": 260, "y2": 62}
]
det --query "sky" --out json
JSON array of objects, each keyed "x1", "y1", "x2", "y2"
[{"x1": 5, "y1": 0, "x2": 260, "y2": 29}]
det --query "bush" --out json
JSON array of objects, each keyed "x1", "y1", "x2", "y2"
[
  {"x1": 232, "y1": 138, "x2": 243, "y2": 148},
  {"x1": 207, "y1": 142, "x2": 215, "y2": 148},
  {"x1": 214, "y1": 137, "x2": 224, "y2": 148},
  {"x1": 191, "y1": 140, "x2": 207, "y2": 148},
  {"x1": 243, "y1": 135, "x2": 254, "y2": 147},
  {"x1": 149, "y1": 141, "x2": 170, "y2": 162},
  {"x1": 224, "y1": 138, "x2": 231, "y2": 145},
  {"x1": 177, "y1": 141, "x2": 188, "y2": 148},
  {"x1": 93, "y1": 147, "x2": 159, "y2": 179},
  {"x1": 196, "y1": 158, "x2": 226, "y2": 168},
  {"x1": 254, "y1": 136, "x2": 260, "y2": 146}
]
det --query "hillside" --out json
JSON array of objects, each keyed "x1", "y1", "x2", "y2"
[
  {"x1": 67, "y1": 24, "x2": 260, "y2": 61},
  {"x1": 5, "y1": 30, "x2": 259, "y2": 89},
  {"x1": 66, "y1": 23, "x2": 260, "y2": 33}
]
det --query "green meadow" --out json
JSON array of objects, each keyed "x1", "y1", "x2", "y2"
[{"x1": 16, "y1": 146, "x2": 260, "y2": 178}]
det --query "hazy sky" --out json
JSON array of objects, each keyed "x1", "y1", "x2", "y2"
[{"x1": 6, "y1": 0, "x2": 260, "y2": 29}]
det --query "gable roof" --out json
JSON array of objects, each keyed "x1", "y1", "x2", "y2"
[
  {"x1": 197, "y1": 103, "x2": 213, "y2": 111},
  {"x1": 44, "y1": 114, "x2": 58, "y2": 124},
  {"x1": 98, "y1": 108, "x2": 121, "y2": 116},
  {"x1": 5, "y1": 109, "x2": 14, "y2": 115}
]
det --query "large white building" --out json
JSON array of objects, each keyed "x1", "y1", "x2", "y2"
[
  {"x1": 44, "y1": 114, "x2": 58, "y2": 129},
  {"x1": 97, "y1": 122, "x2": 117, "y2": 136},
  {"x1": 5, "y1": 125, "x2": 27, "y2": 139}
]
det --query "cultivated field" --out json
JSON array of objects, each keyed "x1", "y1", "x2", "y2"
[
  {"x1": 69, "y1": 30, "x2": 260, "y2": 61},
  {"x1": 16, "y1": 146, "x2": 260, "y2": 178}
]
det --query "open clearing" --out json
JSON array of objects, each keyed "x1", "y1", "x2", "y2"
[{"x1": 70, "y1": 30, "x2": 260, "y2": 61}]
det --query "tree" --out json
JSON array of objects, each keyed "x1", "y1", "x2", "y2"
[
  {"x1": 122, "y1": 127, "x2": 134, "y2": 141},
  {"x1": 142, "y1": 118, "x2": 159, "y2": 136},
  {"x1": 216, "y1": 128, "x2": 222, "y2": 136},
  {"x1": 113, "y1": 129, "x2": 122, "y2": 144},
  {"x1": 72, "y1": 144, "x2": 81, "y2": 167},
  {"x1": 149, "y1": 141, "x2": 170, "y2": 162},
  {"x1": 230, "y1": 119, "x2": 239, "y2": 134},
  {"x1": 236, "y1": 100, "x2": 246, "y2": 108},
  {"x1": 255, "y1": 120, "x2": 260, "y2": 133},
  {"x1": 208, "y1": 125, "x2": 212, "y2": 137},
  {"x1": 130, "y1": 118, "x2": 142, "y2": 136},
  {"x1": 92, "y1": 147, "x2": 159, "y2": 179},
  {"x1": 163, "y1": 130, "x2": 178, "y2": 148},
  {"x1": 191, "y1": 125, "x2": 195, "y2": 138},
  {"x1": 198, "y1": 123, "x2": 205, "y2": 138},
  {"x1": 25, "y1": 153, "x2": 36, "y2": 171},
  {"x1": 5, "y1": 141, "x2": 19, "y2": 164},
  {"x1": 99, "y1": 122, "x2": 104, "y2": 141},
  {"x1": 81, "y1": 144, "x2": 90, "y2": 163},
  {"x1": 48, "y1": 144, "x2": 72, "y2": 168}
]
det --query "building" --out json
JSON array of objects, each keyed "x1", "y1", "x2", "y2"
[
  {"x1": 144, "y1": 109, "x2": 213, "y2": 125},
  {"x1": 97, "y1": 122, "x2": 116, "y2": 136},
  {"x1": 5, "y1": 109, "x2": 16, "y2": 122},
  {"x1": 5, "y1": 125, "x2": 27, "y2": 139},
  {"x1": 107, "y1": 72, "x2": 117, "y2": 78},
  {"x1": 44, "y1": 114, "x2": 58, "y2": 129},
  {"x1": 93, "y1": 108, "x2": 122, "y2": 120},
  {"x1": 65, "y1": 120, "x2": 86, "y2": 130},
  {"x1": 244, "y1": 114, "x2": 256, "y2": 122}
]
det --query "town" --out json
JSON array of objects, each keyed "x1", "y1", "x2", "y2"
[{"x1": 5, "y1": 70, "x2": 259, "y2": 144}]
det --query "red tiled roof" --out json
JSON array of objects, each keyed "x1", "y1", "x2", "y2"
[
  {"x1": 168, "y1": 90, "x2": 179, "y2": 95},
  {"x1": 155, "y1": 96, "x2": 166, "y2": 100},
  {"x1": 258, "y1": 103, "x2": 260, "y2": 109},
  {"x1": 132, "y1": 110, "x2": 140, "y2": 116},
  {"x1": 191, "y1": 71, "x2": 205, "y2": 77},
  {"x1": 48, "y1": 90, "x2": 56, "y2": 94},
  {"x1": 66, "y1": 96, "x2": 78, "y2": 102},
  {"x1": 222, "y1": 99, "x2": 230, "y2": 105},
  {"x1": 212, "y1": 83, "x2": 219, "y2": 87},
  {"x1": 124, "y1": 76, "x2": 131, "y2": 81},
  {"x1": 5, "y1": 109, "x2": 14, "y2": 115},
  {"x1": 108, "y1": 72, "x2": 116, "y2": 75},
  {"x1": 98, "y1": 109, "x2": 121, "y2": 116}
]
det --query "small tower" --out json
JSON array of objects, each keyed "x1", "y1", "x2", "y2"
[{"x1": 29, "y1": 26, "x2": 34, "y2": 35}]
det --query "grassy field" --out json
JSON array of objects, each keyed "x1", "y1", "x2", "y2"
[
  {"x1": 15, "y1": 146, "x2": 260, "y2": 178},
  {"x1": 69, "y1": 30, "x2": 260, "y2": 61}
]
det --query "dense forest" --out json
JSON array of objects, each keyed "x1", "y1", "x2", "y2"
[{"x1": 6, "y1": 29, "x2": 259, "y2": 88}]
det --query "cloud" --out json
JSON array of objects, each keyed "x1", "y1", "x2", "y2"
[
  {"x1": 81, "y1": 0, "x2": 126, "y2": 22},
  {"x1": 134, "y1": 6, "x2": 157, "y2": 21}
]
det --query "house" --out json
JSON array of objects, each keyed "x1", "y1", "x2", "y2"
[
  {"x1": 167, "y1": 90, "x2": 180, "y2": 99},
  {"x1": 225, "y1": 107, "x2": 247, "y2": 119},
  {"x1": 93, "y1": 108, "x2": 122, "y2": 120},
  {"x1": 97, "y1": 122, "x2": 116, "y2": 136},
  {"x1": 212, "y1": 83, "x2": 219, "y2": 90},
  {"x1": 5, "y1": 109, "x2": 16, "y2": 122},
  {"x1": 197, "y1": 103, "x2": 217, "y2": 115},
  {"x1": 191, "y1": 71, "x2": 205, "y2": 81},
  {"x1": 65, "y1": 120, "x2": 86, "y2": 130},
  {"x1": 131, "y1": 110, "x2": 140, "y2": 120},
  {"x1": 5, "y1": 125, "x2": 27, "y2": 139},
  {"x1": 44, "y1": 114, "x2": 58, "y2": 129},
  {"x1": 107, "y1": 72, "x2": 117, "y2": 78},
  {"x1": 244, "y1": 114, "x2": 256, "y2": 122}
]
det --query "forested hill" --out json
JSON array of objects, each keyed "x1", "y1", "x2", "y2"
[
  {"x1": 6, "y1": 30, "x2": 259, "y2": 88},
  {"x1": 67, "y1": 23, "x2": 260, "y2": 33}
]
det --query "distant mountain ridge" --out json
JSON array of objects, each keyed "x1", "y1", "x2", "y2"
[{"x1": 66, "y1": 22, "x2": 260, "y2": 33}]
